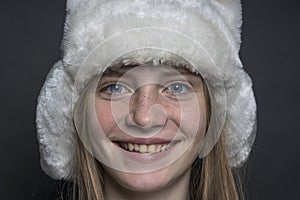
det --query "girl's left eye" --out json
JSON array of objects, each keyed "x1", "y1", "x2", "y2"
[{"x1": 165, "y1": 82, "x2": 191, "y2": 94}]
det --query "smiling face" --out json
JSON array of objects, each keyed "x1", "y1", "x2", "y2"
[{"x1": 87, "y1": 64, "x2": 207, "y2": 192}]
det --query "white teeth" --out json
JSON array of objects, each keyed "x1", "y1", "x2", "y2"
[
  {"x1": 139, "y1": 145, "x2": 147, "y2": 153},
  {"x1": 161, "y1": 144, "x2": 168, "y2": 152},
  {"x1": 148, "y1": 145, "x2": 156, "y2": 153},
  {"x1": 119, "y1": 142, "x2": 171, "y2": 153},
  {"x1": 128, "y1": 143, "x2": 134, "y2": 151},
  {"x1": 134, "y1": 144, "x2": 140, "y2": 151},
  {"x1": 156, "y1": 144, "x2": 162, "y2": 152}
]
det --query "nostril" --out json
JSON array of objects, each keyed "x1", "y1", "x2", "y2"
[
  {"x1": 126, "y1": 103, "x2": 167, "y2": 128},
  {"x1": 132, "y1": 112, "x2": 152, "y2": 128},
  {"x1": 126, "y1": 112, "x2": 152, "y2": 128}
]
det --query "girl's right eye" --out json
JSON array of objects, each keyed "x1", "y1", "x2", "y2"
[{"x1": 99, "y1": 83, "x2": 131, "y2": 95}]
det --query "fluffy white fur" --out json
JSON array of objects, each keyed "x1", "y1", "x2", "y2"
[{"x1": 36, "y1": 0, "x2": 256, "y2": 179}]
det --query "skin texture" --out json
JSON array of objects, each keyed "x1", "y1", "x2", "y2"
[{"x1": 93, "y1": 64, "x2": 207, "y2": 200}]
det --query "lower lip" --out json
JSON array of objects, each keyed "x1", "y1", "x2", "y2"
[{"x1": 112, "y1": 142, "x2": 178, "y2": 162}]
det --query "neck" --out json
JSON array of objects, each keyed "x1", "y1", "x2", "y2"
[{"x1": 103, "y1": 169, "x2": 191, "y2": 200}]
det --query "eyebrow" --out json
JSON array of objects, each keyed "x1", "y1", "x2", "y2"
[
  {"x1": 102, "y1": 70, "x2": 124, "y2": 77},
  {"x1": 172, "y1": 66, "x2": 196, "y2": 74},
  {"x1": 102, "y1": 65, "x2": 138, "y2": 77},
  {"x1": 101, "y1": 65, "x2": 201, "y2": 78},
  {"x1": 162, "y1": 66, "x2": 201, "y2": 78}
]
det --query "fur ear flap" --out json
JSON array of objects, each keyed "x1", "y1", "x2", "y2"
[
  {"x1": 66, "y1": 0, "x2": 90, "y2": 12},
  {"x1": 214, "y1": 0, "x2": 242, "y2": 30},
  {"x1": 66, "y1": 0, "x2": 80, "y2": 11}
]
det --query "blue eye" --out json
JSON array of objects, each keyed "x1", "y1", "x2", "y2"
[
  {"x1": 103, "y1": 83, "x2": 129, "y2": 94},
  {"x1": 166, "y1": 83, "x2": 191, "y2": 94}
]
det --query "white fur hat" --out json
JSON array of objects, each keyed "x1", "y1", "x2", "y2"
[{"x1": 36, "y1": 0, "x2": 257, "y2": 179}]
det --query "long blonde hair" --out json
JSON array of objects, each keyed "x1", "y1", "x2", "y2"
[{"x1": 71, "y1": 74, "x2": 244, "y2": 200}]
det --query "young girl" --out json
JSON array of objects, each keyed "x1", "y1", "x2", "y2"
[{"x1": 36, "y1": 0, "x2": 257, "y2": 199}]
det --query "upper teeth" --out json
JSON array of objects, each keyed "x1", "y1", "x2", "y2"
[{"x1": 119, "y1": 143, "x2": 170, "y2": 153}]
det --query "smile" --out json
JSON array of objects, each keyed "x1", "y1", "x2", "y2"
[{"x1": 118, "y1": 142, "x2": 171, "y2": 153}]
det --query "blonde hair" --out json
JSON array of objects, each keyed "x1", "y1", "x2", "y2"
[{"x1": 71, "y1": 66, "x2": 244, "y2": 200}]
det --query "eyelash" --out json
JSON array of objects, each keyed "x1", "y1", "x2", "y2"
[
  {"x1": 162, "y1": 82, "x2": 192, "y2": 95},
  {"x1": 98, "y1": 82, "x2": 131, "y2": 95}
]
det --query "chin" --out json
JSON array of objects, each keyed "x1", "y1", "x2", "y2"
[
  {"x1": 105, "y1": 166, "x2": 173, "y2": 192},
  {"x1": 127, "y1": 171, "x2": 171, "y2": 192}
]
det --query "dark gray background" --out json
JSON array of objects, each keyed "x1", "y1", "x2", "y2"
[{"x1": 0, "y1": 0, "x2": 299, "y2": 199}]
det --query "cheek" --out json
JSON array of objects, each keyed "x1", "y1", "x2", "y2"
[
  {"x1": 95, "y1": 99, "x2": 115, "y2": 136},
  {"x1": 167, "y1": 97, "x2": 207, "y2": 138},
  {"x1": 181, "y1": 109, "x2": 206, "y2": 143}
]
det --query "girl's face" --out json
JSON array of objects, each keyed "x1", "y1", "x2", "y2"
[{"x1": 92, "y1": 64, "x2": 207, "y2": 192}]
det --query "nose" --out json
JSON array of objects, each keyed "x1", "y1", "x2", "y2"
[{"x1": 126, "y1": 84, "x2": 167, "y2": 129}]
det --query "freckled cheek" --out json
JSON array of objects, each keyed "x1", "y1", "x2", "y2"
[
  {"x1": 94, "y1": 100, "x2": 116, "y2": 136},
  {"x1": 171, "y1": 101, "x2": 207, "y2": 139}
]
